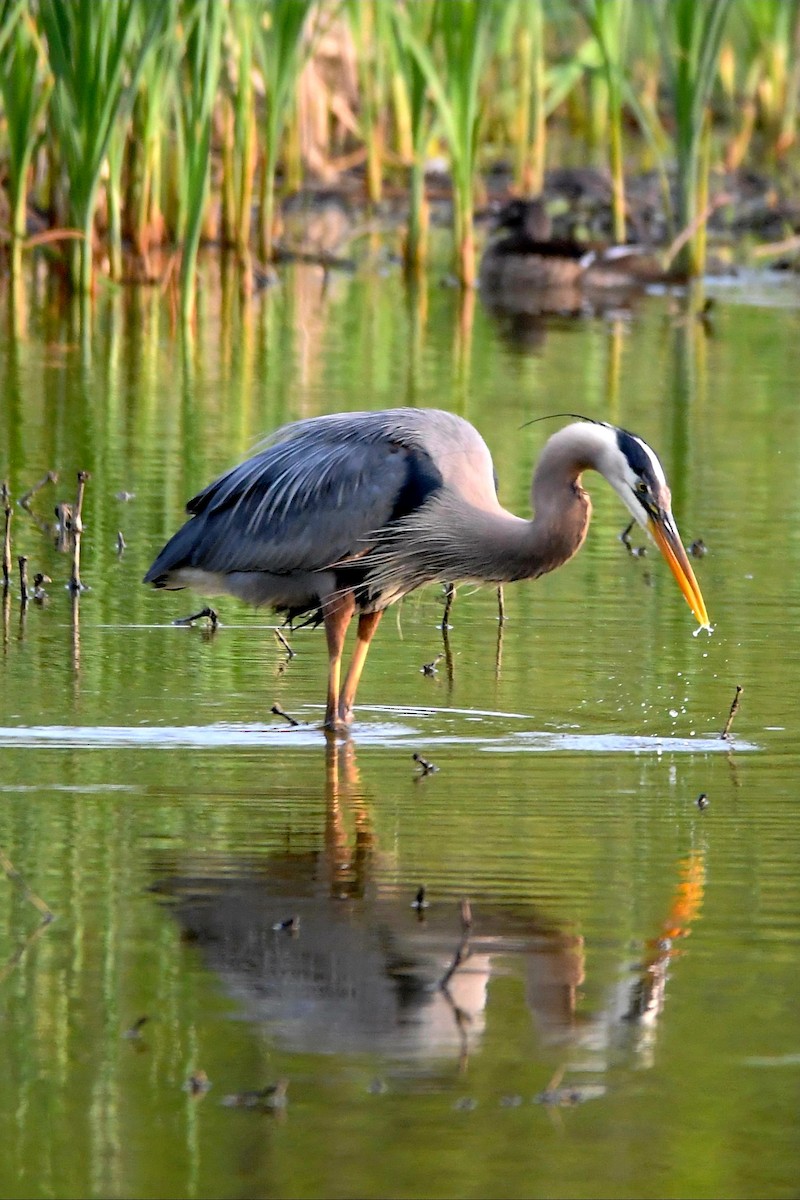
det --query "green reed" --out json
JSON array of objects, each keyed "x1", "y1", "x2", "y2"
[
  {"x1": 392, "y1": 0, "x2": 505, "y2": 286},
  {"x1": 37, "y1": 0, "x2": 160, "y2": 294},
  {"x1": 582, "y1": 0, "x2": 630, "y2": 242},
  {"x1": 348, "y1": 0, "x2": 391, "y2": 208},
  {"x1": 653, "y1": 0, "x2": 733, "y2": 277},
  {"x1": 513, "y1": 0, "x2": 547, "y2": 196},
  {"x1": 126, "y1": 0, "x2": 180, "y2": 263},
  {"x1": 723, "y1": 0, "x2": 800, "y2": 167},
  {"x1": 0, "y1": 0, "x2": 796, "y2": 303},
  {"x1": 254, "y1": 0, "x2": 313, "y2": 263},
  {"x1": 388, "y1": 0, "x2": 436, "y2": 272},
  {"x1": 176, "y1": 0, "x2": 224, "y2": 321},
  {"x1": 223, "y1": 0, "x2": 257, "y2": 260},
  {"x1": 0, "y1": 2, "x2": 51, "y2": 278}
]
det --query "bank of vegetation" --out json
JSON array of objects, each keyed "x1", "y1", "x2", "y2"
[{"x1": 0, "y1": 0, "x2": 798, "y2": 318}]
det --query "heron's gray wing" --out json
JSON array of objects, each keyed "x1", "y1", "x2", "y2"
[{"x1": 147, "y1": 431, "x2": 443, "y2": 579}]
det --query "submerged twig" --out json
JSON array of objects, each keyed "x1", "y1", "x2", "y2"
[
  {"x1": 439, "y1": 899, "x2": 474, "y2": 990},
  {"x1": 441, "y1": 622, "x2": 455, "y2": 687},
  {"x1": 271, "y1": 703, "x2": 300, "y2": 727},
  {"x1": 0, "y1": 847, "x2": 55, "y2": 922},
  {"x1": 2, "y1": 488, "x2": 11, "y2": 590},
  {"x1": 173, "y1": 606, "x2": 219, "y2": 629},
  {"x1": 273, "y1": 627, "x2": 295, "y2": 657},
  {"x1": 19, "y1": 470, "x2": 58, "y2": 511},
  {"x1": 271, "y1": 915, "x2": 300, "y2": 933},
  {"x1": 123, "y1": 1016, "x2": 150, "y2": 1040},
  {"x1": 68, "y1": 531, "x2": 83, "y2": 592},
  {"x1": 67, "y1": 471, "x2": 90, "y2": 593},
  {"x1": 620, "y1": 520, "x2": 646, "y2": 557},
  {"x1": 221, "y1": 1079, "x2": 289, "y2": 1110},
  {"x1": 18, "y1": 556, "x2": 28, "y2": 606},
  {"x1": 720, "y1": 685, "x2": 743, "y2": 740},
  {"x1": 2, "y1": 587, "x2": 9, "y2": 647},
  {"x1": 442, "y1": 581, "x2": 455, "y2": 630},
  {"x1": 72, "y1": 470, "x2": 89, "y2": 534},
  {"x1": 32, "y1": 573, "x2": 51, "y2": 603},
  {"x1": 0, "y1": 917, "x2": 52, "y2": 985},
  {"x1": 413, "y1": 752, "x2": 438, "y2": 776}
]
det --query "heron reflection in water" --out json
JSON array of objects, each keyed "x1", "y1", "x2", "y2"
[
  {"x1": 145, "y1": 409, "x2": 709, "y2": 730},
  {"x1": 153, "y1": 742, "x2": 706, "y2": 1078}
]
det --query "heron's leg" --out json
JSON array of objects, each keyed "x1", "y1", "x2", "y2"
[
  {"x1": 338, "y1": 610, "x2": 383, "y2": 725},
  {"x1": 322, "y1": 591, "x2": 356, "y2": 730}
]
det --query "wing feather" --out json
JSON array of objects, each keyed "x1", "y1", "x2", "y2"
[{"x1": 145, "y1": 415, "x2": 444, "y2": 583}]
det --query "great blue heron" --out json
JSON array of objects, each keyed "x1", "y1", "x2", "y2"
[{"x1": 144, "y1": 408, "x2": 709, "y2": 731}]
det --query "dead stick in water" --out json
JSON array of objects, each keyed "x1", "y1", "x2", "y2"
[
  {"x1": 72, "y1": 470, "x2": 89, "y2": 534},
  {"x1": 439, "y1": 900, "x2": 473, "y2": 989},
  {"x1": 721, "y1": 685, "x2": 743, "y2": 740},
  {"x1": 18, "y1": 556, "x2": 28, "y2": 605},
  {"x1": 273, "y1": 628, "x2": 295, "y2": 657},
  {"x1": 442, "y1": 582, "x2": 455, "y2": 630},
  {"x1": 68, "y1": 530, "x2": 83, "y2": 592},
  {"x1": 68, "y1": 471, "x2": 89, "y2": 592},
  {"x1": 271, "y1": 703, "x2": 300, "y2": 727},
  {"x1": 19, "y1": 470, "x2": 58, "y2": 511},
  {"x1": 2, "y1": 490, "x2": 11, "y2": 590},
  {"x1": 173, "y1": 606, "x2": 218, "y2": 628},
  {"x1": 0, "y1": 848, "x2": 55, "y2": 921}
]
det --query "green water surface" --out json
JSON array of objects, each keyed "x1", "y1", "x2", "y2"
[{"x1": 0, "y1": 262, "x2": 798, "y2": 1199}]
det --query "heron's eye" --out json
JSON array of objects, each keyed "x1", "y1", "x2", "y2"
[{"x1": 634, "y1": 480, "x2": 648, "y2": 498}]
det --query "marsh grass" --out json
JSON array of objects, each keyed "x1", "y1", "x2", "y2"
[
  {"x1": 388, "y1": 0, "x2": 435, "y2": 272},
  {"x1": 654, "y1": 0, "x2": 734, "y2": 276},
  {"x1": 37, "y1": 0, "x2": 161, "y2": 293},
  {"x1": 391, "y1": 0, "x2": 506, "y2": 286},
  {"x1": 0, "y1": 0, "x2": 789, "y2": 305},
  {"x1": 0, "y1": 2, "x2": 51, "y2": 277},
  {"x1": 582, "y1": 0, "x2": 631, "y2": 242},
  {"x1": 176, "y1": 0, "x2": 224, "y2": 322},
  {"x1": 254, "y1": 0, "x2": 314, "y2": 263}
]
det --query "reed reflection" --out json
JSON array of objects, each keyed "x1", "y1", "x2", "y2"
[{"x1": 152, "y1": 744, "x2": 704, "y2": 1080}]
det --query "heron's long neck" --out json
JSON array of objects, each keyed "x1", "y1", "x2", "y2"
[
  {"x1": 464, "y1": 486, "x2": 591, "y2": 582},
  {"x1": 453, "y1": 431, "x2": 595, "y2": 582},
  {"x1": 409, "y1": 476, "x2": 590, "y2": 586},
  {"x1": 368, "y1": 427, "x2": 597, "y2": 592}
]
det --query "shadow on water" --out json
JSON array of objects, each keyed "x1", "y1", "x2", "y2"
[{"x1": 149, "y1": 740, "x2": 707, "y2": 1095}]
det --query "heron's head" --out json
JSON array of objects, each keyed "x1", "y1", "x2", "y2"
[{"x1": 595, "y1": 423, "x2": 709, "y2": 628}]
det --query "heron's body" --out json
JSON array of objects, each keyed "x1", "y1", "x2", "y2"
[{"x1": 145, "y1": 408, "x2": 708, "y2": 731}]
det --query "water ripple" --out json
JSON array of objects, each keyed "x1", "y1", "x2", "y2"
[{"x1": 0, "y1": 706, "x2": 758, "y2": 754}]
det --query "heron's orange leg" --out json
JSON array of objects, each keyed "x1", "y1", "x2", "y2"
[
  {"x1": 322, "y1": 591, "x2": 356, "y2": 730},
  {"x1": 338, "y1": 610, "x2": 383, "y2": 725}
]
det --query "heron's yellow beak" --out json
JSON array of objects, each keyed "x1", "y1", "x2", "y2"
[{"x1": 647, "y1": 513, "x2": 709, "y2": 627}]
